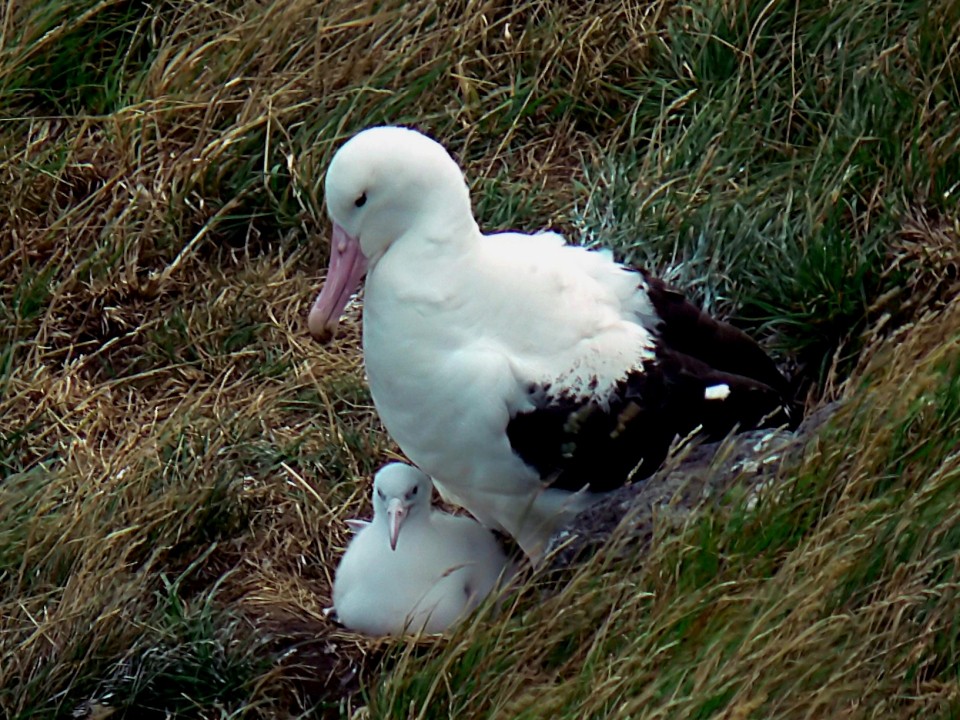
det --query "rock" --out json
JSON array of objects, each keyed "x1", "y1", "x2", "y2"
[{"x1": 546, "y1": 403, "x2": 839, "y2": 568}]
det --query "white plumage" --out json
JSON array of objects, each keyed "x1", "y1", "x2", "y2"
[
  {"x1": 309, "y1": 127, "x2": 790, "y2": 562},
  {"x1": 332, "y1": 463, "x2": 510, "y2": 636}
]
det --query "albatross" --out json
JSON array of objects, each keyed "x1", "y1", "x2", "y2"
[
  {"x1": 332, "y1": 463, "x2": 510, "y2": 636},
  {"x1": 309, "y1": 126, "x2": 793, "y2": 561}
]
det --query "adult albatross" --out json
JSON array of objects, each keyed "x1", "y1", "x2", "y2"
[{"x1": 309, "y1": 126, "x2": 792, "y2": 561}]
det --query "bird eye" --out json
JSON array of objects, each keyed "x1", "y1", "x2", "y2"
[
  {"x1": 411, "y1": 486, "x2": 418, "y2": 495},
  {"x1": 377, "y1": 489, "x2": 385, "y2": 500},
  {"x1": 354, "y1": 192, "x2": 367, "y2": 208}
]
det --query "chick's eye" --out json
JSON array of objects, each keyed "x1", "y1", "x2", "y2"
[
  {"x1": 354, "y1": 192, "x2": 367, "y2": 208},
  {"x1": 377, "y1": 489, "x2": 385, "y2": 500},
  {"x1": 411, "y1": 486, "x2": 418, "y2": 496}
]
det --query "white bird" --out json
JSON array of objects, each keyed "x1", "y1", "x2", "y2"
[
  {"x1": 309, "y1": 126, "x2": 792, "y2": 561},
  {"x1": 332, "y1": 463, "x2": 510, "y2": 636}
]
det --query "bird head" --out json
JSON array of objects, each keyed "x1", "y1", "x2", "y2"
[
  {"x1": 308, "y1": 126, "x2": 475, "y2": 342},
  {"x1": 371, "y1": 462, "x2": 433, "y2": 551}
]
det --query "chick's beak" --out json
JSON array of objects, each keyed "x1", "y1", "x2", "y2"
[{"x1": 386, "y1": 498, "x2": 407, "y2": 551}]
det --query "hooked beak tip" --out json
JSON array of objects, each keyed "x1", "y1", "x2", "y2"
[
  {"x1": 309, "y1": 325, "x2": 336, "y2": 344},
  {"x1": 307, "y1": 302, "x2": 341, "y2": 343}
]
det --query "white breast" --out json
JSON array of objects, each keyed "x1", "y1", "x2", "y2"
[{"x1": 361, "y1": 230, "x2": 653, "y2": 550}]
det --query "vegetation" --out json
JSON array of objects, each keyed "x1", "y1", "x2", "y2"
[{"x1": 1, "y1": 0, "x2": 958, "y2": 716}]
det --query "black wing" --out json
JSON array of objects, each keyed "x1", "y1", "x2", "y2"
[
  {"x1": 506, "y1": 347, "x2": 787, "y2": 493},
  {"x1": 639, "y1": 271, "x2": 790, "y2": 397}
]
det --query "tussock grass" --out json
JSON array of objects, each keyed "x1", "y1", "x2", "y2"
[{"x1": 0, "y1": 0, "x2": 958, "y2": 716}]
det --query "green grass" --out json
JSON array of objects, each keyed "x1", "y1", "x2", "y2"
[
  {"x1": 571, "y1": 0, "x2": 960, "y2": 377},
  {"x1": 1, "y1": 0, "x2": 959, "y2": 716}
]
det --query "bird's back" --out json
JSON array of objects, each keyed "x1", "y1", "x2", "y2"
[{"x1": 430, "y1": 511, "x2": 510, "y2": 601}]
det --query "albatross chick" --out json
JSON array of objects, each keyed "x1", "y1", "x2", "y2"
[{"x1": 332, "y1": 463, "x2": 510, "y2": 636}]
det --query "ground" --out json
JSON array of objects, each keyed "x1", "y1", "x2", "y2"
[{"x1": 1, "y1": 0, "x2": 960, "y2": 717}]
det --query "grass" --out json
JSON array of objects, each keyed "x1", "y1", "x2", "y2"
[{"x1": 0, "y1": 0, "x2": 958, "y2": 716}]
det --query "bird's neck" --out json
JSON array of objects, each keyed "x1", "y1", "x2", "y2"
[{"x1": 367, "y1": 217, "x2": 480, "y2": 305}]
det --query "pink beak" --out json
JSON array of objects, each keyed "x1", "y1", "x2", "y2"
[
  {"x1": 308, "y1": 222, "x2": 368, "y2": 343},
  {"x1": 387, "y1": 499, "x2": 407, "y2": 551}
]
